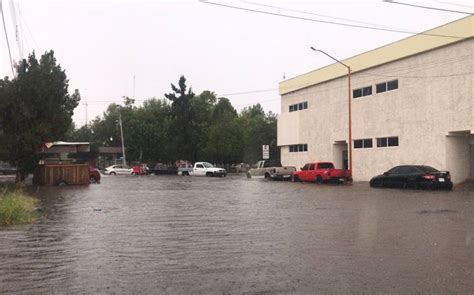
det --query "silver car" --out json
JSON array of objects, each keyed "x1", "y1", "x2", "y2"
[{"x1": 104, "y1": 165, "x2": 132, "y2": 175}]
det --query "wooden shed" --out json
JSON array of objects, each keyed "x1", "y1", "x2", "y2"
[
  {"x1": 33, "y1": 164, "x2": 89, "y2": 186},
  {"x1": 33, "y1": 141, "x2": 91, "y2": 186}
]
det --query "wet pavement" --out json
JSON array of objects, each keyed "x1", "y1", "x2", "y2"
[{"x1": 1, "y1": 175, "x2": 473, "y2": 294}]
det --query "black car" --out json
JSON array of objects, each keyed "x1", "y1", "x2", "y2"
[
  {"x1": 370, "y1": 165, "x2": 453, "y2": 190},
  {"x1": 0, "y1": 163, "x2": 17, "y2": 175}
]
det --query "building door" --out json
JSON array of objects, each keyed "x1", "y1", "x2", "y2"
[
  {"x1": 342, "y1": 150, "x2": 348, "y2": 170},
  {"x1": 333, "y1": 142, "x2": 348, "y2": 169},
  {"x1": 471, "y1": 145, "x2": 474, "y2": 178}
]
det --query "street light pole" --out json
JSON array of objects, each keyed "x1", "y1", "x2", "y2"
[
  {"x1": 310, "y1": 46, "x2": 353, "y2": 178},
  {"x1": 119, "y1": 113, "x2": 126, "y2": 166}
]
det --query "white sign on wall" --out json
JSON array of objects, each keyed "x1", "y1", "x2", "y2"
[{"x1": 262, "y1": 145, "x2": 270, "y2": 159}]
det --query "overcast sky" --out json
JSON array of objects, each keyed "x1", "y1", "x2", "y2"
[{"x1": 0, "y1": 0, "x2": 470, "y2": 126}]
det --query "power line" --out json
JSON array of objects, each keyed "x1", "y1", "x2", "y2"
[
  {"x1": 199, "y1": 0, "x2": 466, "y2": 39},
  {"x1": 241, "y1": 0, "x2": 412, "y2": 31},
  {"x1": 18, "y1": 3, "x2": 37, "y2": 51},
  {"x1": 221, "y1": 87, "x2": 277, "y2": 96},
  {"x1": 0, "y1": 0, "x2": 15, "y2": 76},
  {"x1": 434, "y1": 0, "x2": 473, "y2": 9},
  {"x1": 383, "y1": 0, "x2": 473, "y2": 14},
  {"x1": 9, "y1": 0, "x2": 22, "y2": 60}
]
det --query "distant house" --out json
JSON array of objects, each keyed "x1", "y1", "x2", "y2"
[{"x1": 98, "y1": 147, "x2": 124, "y2": 169}]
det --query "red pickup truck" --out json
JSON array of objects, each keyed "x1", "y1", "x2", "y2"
[{"x1": 292, "y1": 162, "x2": 352, "y2": 184}]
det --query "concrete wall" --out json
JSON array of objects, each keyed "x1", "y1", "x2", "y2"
[
  {"x1": 446, "y1": 135, "x2": 472, "y2": 183},
  {"x1": 278, "y1": 39, "x2": 473, "y2": 183}
]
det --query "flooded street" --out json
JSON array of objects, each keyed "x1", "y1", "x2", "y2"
[{"x1": 1, "y1": 175, "x2": 473, "y2": 294}]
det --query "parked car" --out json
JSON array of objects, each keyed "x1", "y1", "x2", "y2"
[
  {"x1": 104, "y1": 164, "x2": 132, "y2": 175},
  {"x1": 247, "y1": 160, "x2": 295, "y2": 180},
  {"x1": 150, "y1": 163, "x2": 178, "y2": 175},
  {"x1": 89, "y1": 166, "x2": 101, "y2": 184},
  {"x1": 179, "y1": 162, "x2": 226, "y2": 177},
  {"x1": 131, "y1": 164, "x2": 149, "y2": 176},
  {"x1": 292, "y1": 162, "x2": 352, "y2": 184},
  {"x1": 0, "y1": 162, "x2": 16, "y2": 175},
  {"x1": 369, "y1": 165, "x2": 453, "y2": 190}
]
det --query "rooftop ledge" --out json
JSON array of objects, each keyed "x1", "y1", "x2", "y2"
[{"x1": 279, "y1": 16, "x2": 474, "y2": 96}]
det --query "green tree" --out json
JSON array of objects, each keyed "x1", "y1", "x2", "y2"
[
  {"x1": 201, "y1": 97, "x2": 243, "y2": 164},
  {"x1": 165, "y1": 76, "x2": 196, "y2": 161},
  {"x1": 0, "y1": 51, "x2": 80, "y2": 182},
  {"x1": 239, "y1": 104, "x2": 278, "y2": 164}
]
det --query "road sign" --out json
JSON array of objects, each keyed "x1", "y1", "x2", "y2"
[{"x1": 262, "y1": 145, "x2": 269, "y2": 159}]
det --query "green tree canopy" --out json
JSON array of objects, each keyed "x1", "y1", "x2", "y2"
[{"x1": 0, "y1": 51, "x2": 80, "y2": 181}]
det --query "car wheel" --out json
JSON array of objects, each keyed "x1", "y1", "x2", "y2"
[
  {"x1": 110, "y1": 172, "x2": 116, "y2": 176},
  {"x1": 206, "y1": 172, "x2": 213, "y2": 177},
  {"x1": 89, "y1": 176, "x2": 97, "y2": 184},
  {"x1": 315, "y1": 176, "x2": 323, "y2": 185},
  {"x1": 247, "y1": 173, "x2": 252, "y2": 179},
  {"x1": 371, "y1": 179, "x2": 382, "y2": 188},
  {"x1": 264, "y1": 173, "x2": 271, "y2": 180},
  {"x1": 57, "y1": 180, "x2": 68, "y2": 186}
]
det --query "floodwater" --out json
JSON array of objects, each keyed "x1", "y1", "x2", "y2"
[{"x1": 1, "y1": 175, "x2": 473, "y2": 294}]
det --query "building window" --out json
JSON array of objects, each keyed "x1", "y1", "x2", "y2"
[
  {"x1": 387, "y1": 79, "x2": 398, "y2": 91},
  {"x1": 376, "y1": 79, "x2": 398, "y2": 93},
  {"x1": 353, "y1": 86, "x2": 372, "y2": 99},
  {"x1": 353, "y1": 88, "x2": 362, "y2": 98},
  {"x1": 289, "y1": 144, "x2": 308, "y2": 153},
  {"x1": 363, "y1": 86, "x2": 372, "y2": 96},
  {"x1": 354, "y1": 138, "x2": 372, "y2": 149},
  {"x1": 377, "y1": 136, "x2": 399, "y2": 147},
  {"x1": 288, "y1": 101, "x2": 308, "y2": 113},
  {"x1": 376, "y1": 82, "x2": 386, "y2": 93}
]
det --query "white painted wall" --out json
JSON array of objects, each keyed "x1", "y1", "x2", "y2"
[{"x1": 278, "y1": 39, "x2": 474, "y2": 183}]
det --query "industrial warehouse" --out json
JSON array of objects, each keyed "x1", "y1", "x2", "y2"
[{"x1": 278, "y1": 16, "x2": 473, "y2": 184}]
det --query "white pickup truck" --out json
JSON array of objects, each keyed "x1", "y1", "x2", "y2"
[
  {"x1": 178, "y1": 162, "x2": 227, "y2": 177},
  {"x1": 247, "y1": 160, "x2": 296, "y2": 180}
]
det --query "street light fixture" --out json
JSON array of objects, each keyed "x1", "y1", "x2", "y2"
[{"x1": 310, "y1": 46, "x2": 353, "y2": 178}]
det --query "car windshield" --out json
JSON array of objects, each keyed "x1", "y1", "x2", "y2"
[
  {"x1": 417, "y1": 166, "x2": 438, "y2": 173},
  {"x1": 202, "y1": 162, "x2": 214, "y2": 168},
  {"x1": 263, "y1": 161, "x2": 282, "y2": 168}
]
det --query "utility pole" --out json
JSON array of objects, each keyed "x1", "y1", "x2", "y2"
[
  {"x1": 84, "y1": 88, "x2": 88, "y2": 126},
  {"x1": 133, "y1": 75, "x2": 136, "y2": 101},
  {"x1": 310, "y1": 46, "x2": 353, "y2": 178},
  {"x1": 119, "y1": 113, "x2": 126, "y2": 166}
]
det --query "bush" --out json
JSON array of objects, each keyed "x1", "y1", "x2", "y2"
[{"x1": 0, "y1": 190, "x2": 37, "y2": 225}]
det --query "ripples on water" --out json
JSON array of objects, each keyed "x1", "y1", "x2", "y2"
[{"x1": 1, "y1": 175, "x2": 473, "y2": 294}]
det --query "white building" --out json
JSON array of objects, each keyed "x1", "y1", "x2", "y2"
[{"x1": 278, "y1": 16, "x2": 473, "y2": 184}]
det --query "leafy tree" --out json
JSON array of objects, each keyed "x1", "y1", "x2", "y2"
[
  {"x1": 0, "y1": 51, "x2": 80, "y2": 182},
  {"x1": 165, "y1": 76, "x2": 196, "y2": 161},
  {"x1": 135, "y1": 98, "x2": 173, "y2": 163},
  {"x1": 239, "y1": 104, "x2": 278, "y2": 164},
  {"x1": 67, "y1": 77, "x2": 279, "y2": 168},
  {"x1": 201, "y1": 97, "x2": 243, "y2": 164}
]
